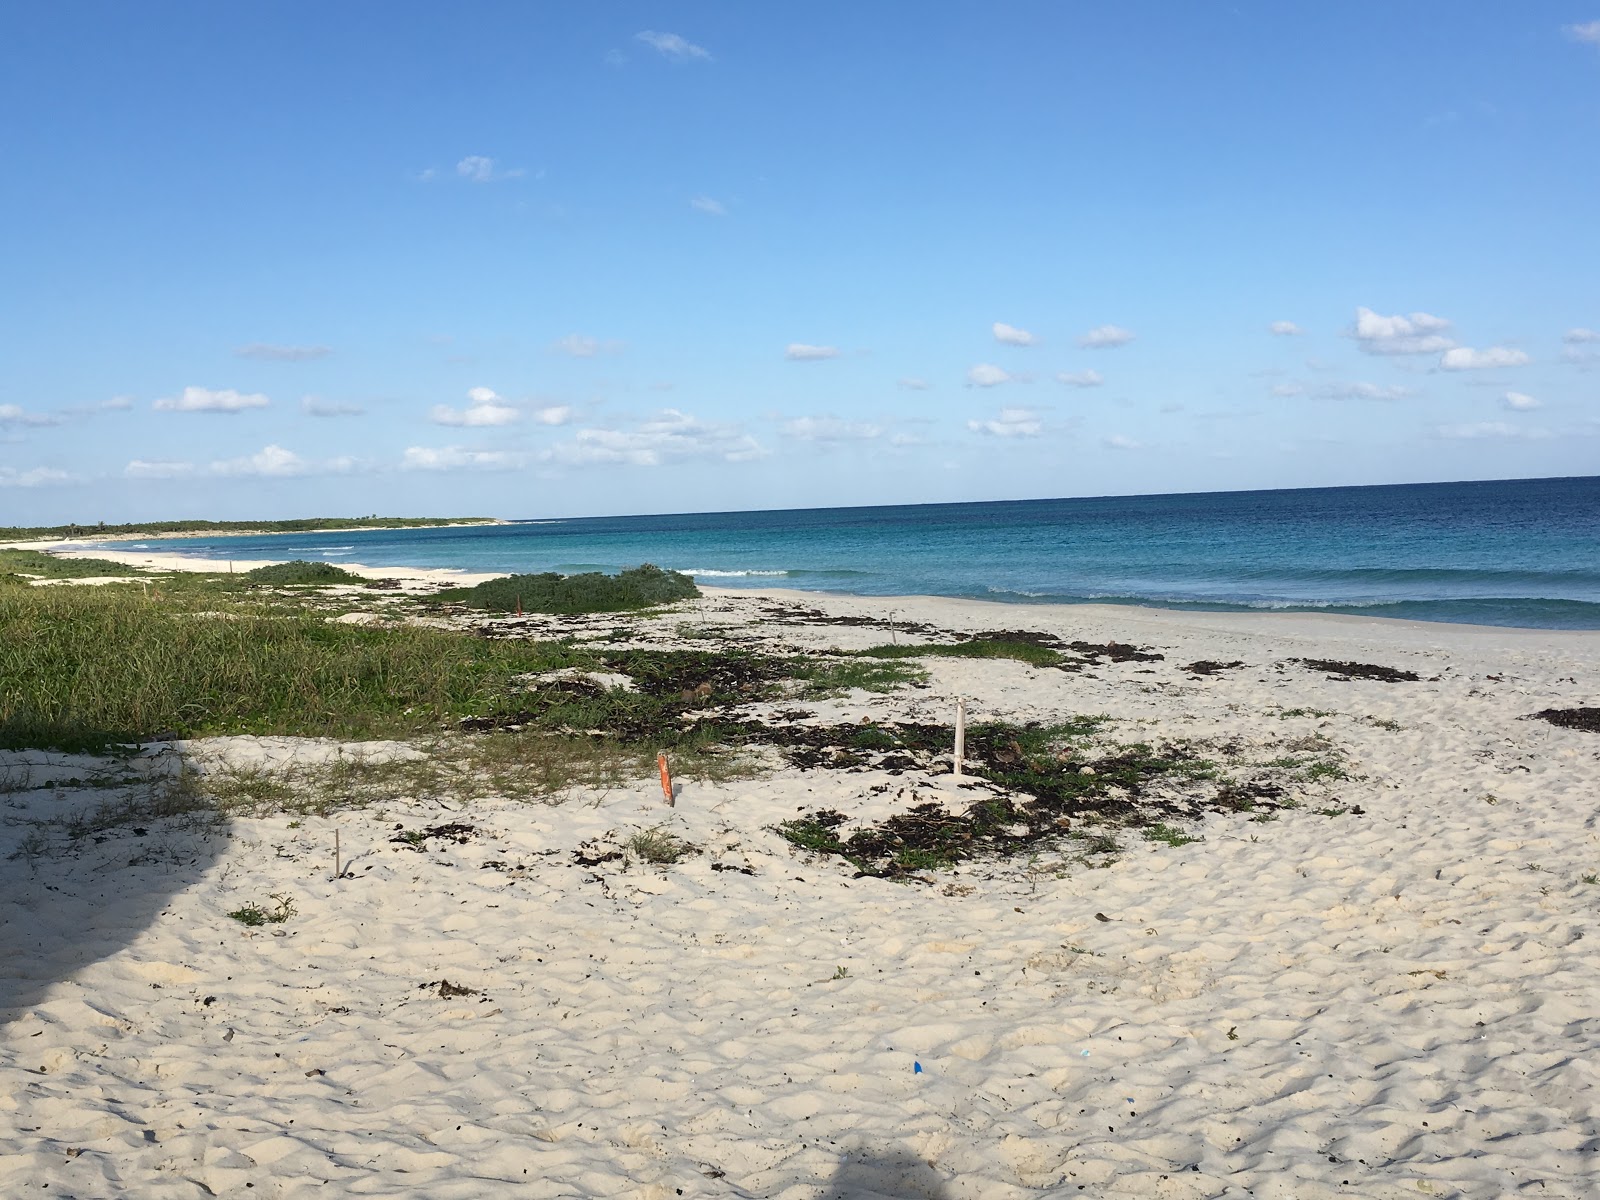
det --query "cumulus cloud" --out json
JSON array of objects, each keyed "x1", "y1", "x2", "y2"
[
  {"x1": 1055, "y1": 369, "x2": 1104, "y2": 388},
  {"x1": 992, "y1": 322, "x2": 1036, "y2": 347},
  {"x1": 533, "y1": 405, "x2": 574, "y2": 426},
  {"x1": 1076, "y1": 324, "x2": 1135, "y2": 349},
  {"x1": 402, "y1": 445, "x2": 527, "y2": 472},
  {"x1": 690, "y1": 195, "x2": 727, "y2": 216},
  {"x1": 0, "y1": 403, "x2": 62, "y2": 427},
  {"x1": 1102, "y1": 433, "x2": 1143, "y2": 450},
  {"x1": 966, "y1": 363, "x2": 1011, "y2": 387},
  {"x1": 430, "y1": 386, "x2": 520, "y2": 427},
  {"x1": 230, "y1": 445, "x2": 354, "y2": 477},
  {"x1": 967, "y1": 407, "x2": 1042, "y2": 437},
  {"x1": 1564, "y1": 20, "x2": 1600, "y2": 46},
  {"x1": 302, "y1": 395, "x2": 365, "y2": 417},
  {"x1": 1350, "y1": 307, "x2": 1454, "y2": 355},
  {"x1": 1439, "y1": 346, "x2": 1530, "y2": 370},
  {"x1": 1502, "y1": 391, "x2": 1542, "y2": 411},
  {"x1": 1269, "y1": 321, "x2": 1304, "y2": 336},
  {"x1": 456, "y1": 155, "x2": 524, "y2": 183},
  {"x1": 898, "y1": 377, "x2": 931, "y2": 391},
  {"x1": 636, "y1": 30, "x2": 711, "y2": 60},
  {"x1": 546, "y1": 409, "x2": 765, "y2": 467},
  {"x1": 153, "y1": 386, "x2": 269, "y2": 413},
  {"x1": 553, "y1": 333, "x2": 624, "y2": 357},
  {"x1": 786, "y1": 343, "x2": 840, "y2": 361},
  {"x1": 1435, "y1": 421, "x2": 1549, "y2": 440},
  {"x1": 1562, "y1": 327, "x2": 1600, "y2": 344},
  {"x1": 0, "y1": 465, "x2": 73, "y2": 488},
  {"x1": 779, "y1": 416, "x2": 883, "y2": 442},
  {"x1": 235, "y1": 343, "x2": 332, "y2": 361}
]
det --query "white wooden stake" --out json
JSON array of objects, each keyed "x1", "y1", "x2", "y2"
[
  {"x1": 953, "y1": 698, "x2": 966, "y2": 780},
  {"x1": 334, "y1": 830, "x2": 341, "y2": 879}
]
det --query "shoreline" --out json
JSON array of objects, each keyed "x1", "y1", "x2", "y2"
[{"x1": 16, "y1": 539, "x2": 1600, "y2": 640}]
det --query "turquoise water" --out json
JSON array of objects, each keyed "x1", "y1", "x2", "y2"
[{"x1": 118, "y1": 476, "x2": 1600, "y2": 629}]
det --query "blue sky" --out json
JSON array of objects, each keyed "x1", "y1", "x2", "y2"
[{"x1": 2, "y1": 3, "x2": 1598, "y2": 523}]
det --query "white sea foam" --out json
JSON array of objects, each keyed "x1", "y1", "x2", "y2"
[{"x1": 675, "y1": 568, "x2": 789, "y2": 577}]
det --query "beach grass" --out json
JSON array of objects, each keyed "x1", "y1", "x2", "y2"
[
  {"x1": 243, "y1": 560, "x2": 363, "y2": 586},
  {"x1": 857, "y1": 638, "x2": 1065, "y2": 668},
  {"x1": 0, "y1": 547, "x2": 150, "y2": 579},
  {"x1": 0, "y1": 584, "x2": 584, "y2": 750}
]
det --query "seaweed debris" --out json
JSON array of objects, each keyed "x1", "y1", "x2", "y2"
[
  {"x1": 1185, "y1": 660, "x2": 1245, "y2": 676},
  {"x1": 1528, "y1": 707, "x2": 1600, "y2": 733},
  {"x1": 391, "y1": 822, "x2": 476, "y2": 849},
  {"x1": 1296, "y1": 658, "x2": 1420, "y2": 683}
]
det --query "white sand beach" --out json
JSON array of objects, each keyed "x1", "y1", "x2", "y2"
[{"x1": 3, "y1": 577, "x2": 1598, "y2": 1199}]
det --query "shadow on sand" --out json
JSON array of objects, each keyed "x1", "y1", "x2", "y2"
[
  {"x1": 820, "y1": 1147, "x2": 953, "y2": 1200},
  {"x1": 0, "y1": 747, "x2": 229, "y2": 1025}
]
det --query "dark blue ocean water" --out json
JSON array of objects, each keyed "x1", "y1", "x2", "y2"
[{"x1": 118, "y1": 477, "x2": 1600, "y2": 629}]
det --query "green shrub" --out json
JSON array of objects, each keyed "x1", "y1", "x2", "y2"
[
  {"x1": 0, "y1": 548, "x2": 146, "y2": 578},
  {"x1": 244, "y1": 560, "x2": 361, "y2": 585},
  {"x1": 430, "y1": 563, "x2": 698, "y2": 615}
]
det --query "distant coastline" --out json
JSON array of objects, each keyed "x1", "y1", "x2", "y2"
[{"x1": 0, "y1": 517, "x2": 506, "y2": 545}]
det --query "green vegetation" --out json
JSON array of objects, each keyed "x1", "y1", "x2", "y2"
[
  {"x1": 0, "y1": 516, "x2": 496, "y2": 542},
  {"x1": 243, "y1": 559, "x2": 361, "y2": 586},
  {"x1": 795, "y1": 656, "x2": 928, "y2": 696},
  {"x1": 0, "y1": 584, "x2": 585, "y2": 750},
  {"x1": 430, "y1": 564, "x2": 699, "y2": 615},
  {"x1": 625, "y1": 827, "x2": 698, "y2": 865},
  {"x1": 0, "y1": 548, "x2": 148, "y2": 579},
  {"x1": 1144, "y1": 822, "x2": 1202, "y2": 847},
  {"x1": 227, "y1": 894, "x2": 297, "y2": 927}
]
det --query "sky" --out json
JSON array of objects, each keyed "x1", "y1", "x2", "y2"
[{"x1": 2, "y1": 3, "x2": 1598, "y2": 524}]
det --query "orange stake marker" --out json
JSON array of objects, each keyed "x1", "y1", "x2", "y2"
[{"x1": 657, "y1": 751, "x2": 674, "y2": 805}]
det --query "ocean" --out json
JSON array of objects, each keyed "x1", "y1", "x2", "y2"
[{"x1": 114, "y1": 476, "x2": 1600, "y2": 630}]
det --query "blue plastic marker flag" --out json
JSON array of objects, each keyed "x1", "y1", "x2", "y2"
[{"x1": 914, "y1": 1062, "x2": 923, "y2": 1074}]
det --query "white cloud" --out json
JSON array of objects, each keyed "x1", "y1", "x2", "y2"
[
  {"x1": 992, "y1": 322, "x2": 1036, "y2": 347},
  {"x1": 211, "y1": 444, "x2": 316, "y2": 478},
  {"x1": 430, "y1": 387, "x2": 520, "y2": 427},
  {"x1": 1055, "y1": 369, "x2": 1104, "y2": 388},
  {"x1": 553, "y1": 333, "x2": 624, "y2": 357},
  {"x1": 1102, "y1": 433, "x2": 1143, "y2": 450},
  {"x1": 235, "y1": 343, "x2": 332, "y2": 361},
  {"x1": 101, "y1": 395, "x2": 134, "y2": 411},
  {"x1": 636, "y1": 30, "x2": 711, "y2": 60},
  {"x1": 1439, "y1": 345, "x2": 1530, "y2": 370},
  {"x1": 456, "y1": 156, "x2": 524, "y2": 183},
  {"x1": 779, "y1": 416, "x2": 882, "y2": 442},
  {"x1": 302, "y1": 395, "x2": 365, "y2": 417},
  {"x1": 1502, "y1": 391, "x2": 1542, "y2": 411},
  {"x1": 967, "y1": 407, "x2": 1042, "y2": 437},
  {"x1": 1269, "y1": 321, "x2": 1304, "y2": 336},
  {"x1": 1271, "y1": 383, "x2": 1306, "y2": 397},
  {"x1": 402, "y1": 446, "x2": 528, "y2": 472},
  {"x1": 1564, "y1": 20, "x2": 1600, "y2": 46},
  {"x1": 786, "y1": 343, "x2": 840, "y2": 361},
  {"x1": 1563, "y1": 345, "x2": 1599, "y2": 366},
  {"x1": 690, "y1": 195, "x2": 727, "y2": 216},
  {"x1": 153, "y1": 386, "x2": 269, "y2": 413},
  {"x1": 1317, "y1": 381, "x2": 1415, "y2": 400},
  {"x1": 0, "y1": 404, "x2": 62, "y2": 427},
  {"x1": 1077, "y1": 324, "x2": 1135, "y2": 349},
  {"x1": 546, "y1": 409, "x2": 765, "y2": 467},
  {"x1": 966, "y1": 363, "x2": 1011, "y2": 387},
  {"x1": 0, "y1": 465, "x2": 73, "y2": 488},
  {"x1": 534, "y1": 405, "x2": 574, "y2": 426},
  {"x1": 1435, "y1": 421, "x2": 1549, "y2": 440},
  {"x1": 124, "y1": 459, "x2": 195, "y2": 479},
  {"x1": 898, "y1": 377, "x2": 931, "y2": 391},
  {"x1": 1350, "y1": 307, "x2": 1454, "y2": 355},
  {"x1": 1562, "y1": 327, "x2": 1600, "y2": 344}
]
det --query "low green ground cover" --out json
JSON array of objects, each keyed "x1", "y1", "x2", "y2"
[
  {"x1": 430, "y1": 564, "x2": 699, "y2": 614},
  {"x1": 243, "y1": 560, "x2": 362, "y2": 585},
  {"x1": 0, "y1": 548, "x2": 148, "y2": 579}
]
